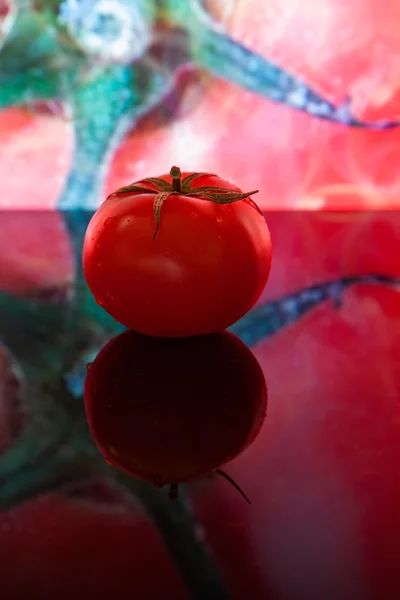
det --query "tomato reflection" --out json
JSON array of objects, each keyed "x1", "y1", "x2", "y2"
[{"x1": 84, "y1": 330, "x2": 267, "y2": 500}]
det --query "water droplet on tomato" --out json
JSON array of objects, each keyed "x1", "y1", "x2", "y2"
[
  {"x1": 86, "y1": 362, "x2": 93, "y2": 370},
  {"x1": 97, "y1": 298, "x2": 104, "y2": 307},
  {"x1": 104, "y1": 217, "x2": 114, "y2": 227},
  {"x1": 106, "y1": 292, "x2": 115, "y2": 301},
  {"x1": 217, "y1": 235, "x2": 222, "y2": 240},
  {"x1": 97, "y1": 262, "x2": 102, "y2": 268},
  {"x1": 216, "y1": 217, "x2": 223, "y2": 223},
  {"x1": 95, "y1": 243, "x2": 100, "y2": 249},
  {"x1": 191, "y1": 212, "x2": 198, "y2": 218}
]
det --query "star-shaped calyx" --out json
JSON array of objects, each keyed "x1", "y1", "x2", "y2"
[{"x1": 107, "y1": 166, "x2": 260, "y2": 239}]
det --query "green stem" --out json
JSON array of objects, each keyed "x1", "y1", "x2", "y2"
[
  {"x1": 117, "y1": 473, "x2": 231, "y2": 600},
  {"x1": 0, "y1": 452, "x2": 97, "y2": 510}
]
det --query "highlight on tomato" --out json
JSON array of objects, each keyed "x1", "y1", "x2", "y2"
[
  {"x1": 82, "y1": 166, "x2": 272, "y2": 337},
  {"x1": 84, "y1": 330, "x2": 268, "y2": 502}
]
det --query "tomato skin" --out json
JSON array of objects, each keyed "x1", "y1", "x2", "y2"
[
  {"x1": 0, "y1": 495, "x2": 187, "y2": 600},
  {"x1": 84, "y1": 330, "x2": 267, "y2": 486},
  {"x1": 83, "y1": 172, "x2": 272, "y2": 337}
]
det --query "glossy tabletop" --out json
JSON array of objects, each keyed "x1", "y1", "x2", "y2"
[{"x1": 0, "y1": 210, "x2": 399, "y2": 600}]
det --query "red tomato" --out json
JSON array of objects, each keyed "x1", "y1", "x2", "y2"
[
  {"x1": 83, "y1": 167, "x2": 272, "y2": 337},
  {"x1": 84, "y1": 330, "x2": 267, "y2": 488},
  {"x1": 0, "y1": 211, "x2": 73, "y2": 294},
  {"x1": 0, "y1": 107, "x2": 72, "y2": 209},
  {"x1": 0, "y1": 495, "x2": 187, "y2": 600}
]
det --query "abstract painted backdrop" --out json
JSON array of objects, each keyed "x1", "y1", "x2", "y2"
[{"x1": 1, "y1": 0, "x2": 400, "y2": 210}]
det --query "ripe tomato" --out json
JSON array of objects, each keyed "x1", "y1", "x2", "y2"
[
  {"x1": 0, "y1": 210, "x2": 73, "y2": 294},
  {"x1": 84, "y1": 330, "x2": 267, "y2": 491},
  {"x1": 0, "y1": 495, "x2": 187, "y2": 600},
  {"x1": 83, "y1": 167, "x2": 272, "y2": 337},
  {"x1": 0, "y1": 107, "x2": 72, "y2": 209}
]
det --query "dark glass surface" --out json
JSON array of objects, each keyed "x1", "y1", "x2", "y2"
[{"x1": 0, "y1": 210, "x2": 399, "y2": 600}]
